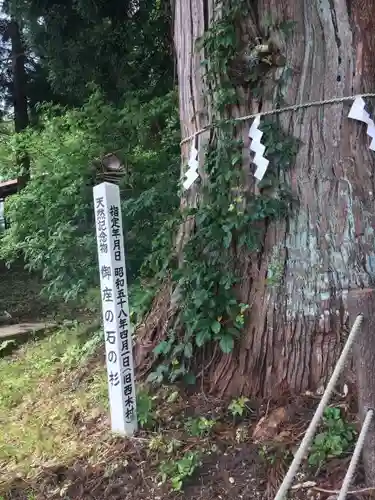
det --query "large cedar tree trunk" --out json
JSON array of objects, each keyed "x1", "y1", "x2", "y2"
[
  {"x1": 136, "y1": 0, "x2": 375, "y2": 398},
  {"x1": 6, "y1": 20, "x2": 30, "y2": 185}
]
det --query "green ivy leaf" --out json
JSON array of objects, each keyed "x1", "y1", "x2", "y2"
[
  {"x1": 153, "y1": 340, "x2": 171, "y2": 356},
  {"x1": 223, "y1": 231, "x2": 232, "y2": 249},
  {"x1": 183, "y1": 372, "x2": 196, "y2": 385},
  {"x1": 314, "y1": 433, "x2": 326, "y2": 445},
  {"x1": 219, "y1": 334, "x2": 234, "y2": 353},
  {"x1": 171, "y1": 478, "x2": 183, "y2": 491},
  {"x1": 196, "y1": 330, "x2": 211, "y2": 347},
  {"x1": 184, "y1": 342, "x2": 193, "y2": 358},
  {"x1": 211, "y1": 320, "x2": 221, "y2": 334}
]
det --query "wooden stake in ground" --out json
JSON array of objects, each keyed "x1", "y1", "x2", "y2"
[{"x1": 347, "y1": 288, "x2": 375, "y2": 485}]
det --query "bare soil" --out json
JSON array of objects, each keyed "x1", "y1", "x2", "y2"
[
  {"x1": 1, "y1": 390, "x2": 365, "y2": 500},
  {"x1": 2, "y1": 443, "x2": 263, "y2": 500}
]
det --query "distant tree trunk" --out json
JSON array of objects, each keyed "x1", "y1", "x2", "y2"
[
  {"x1": 136, "y1": 0, "x2": 375, "y2": 398},
  {"x1": 7, "y1": 20, "x2": 29, "y2": 185}
]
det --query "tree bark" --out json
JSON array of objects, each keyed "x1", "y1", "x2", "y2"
[
  {"x1": 136, "y1": 0, "x2": 375, "y2": 398},
  {"x1": 7, "y1": 20, "x2": 30, "y2": 185}
]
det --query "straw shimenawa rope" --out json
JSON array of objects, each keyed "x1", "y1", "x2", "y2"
[{"x1": 180, "y1": 93, "x2": 375, "y2": 146}]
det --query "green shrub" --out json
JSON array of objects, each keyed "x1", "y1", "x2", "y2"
[{"x1": 308, "y1": 407, "x2": 355, "y2": 468}]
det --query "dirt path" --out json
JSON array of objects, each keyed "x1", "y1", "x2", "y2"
[{"x1": 0, "y1": 322, "x2": 56, "y2": 340}]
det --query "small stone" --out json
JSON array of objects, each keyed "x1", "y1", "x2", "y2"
[{"x1": 229, "y1": 477, "x2": 235, "y2": 484}]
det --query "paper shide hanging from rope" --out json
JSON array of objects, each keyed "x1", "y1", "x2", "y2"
[
  {"x1": 181, "y1": 94, "x2": 375, "y2": 190},
  {"x1": 249, "y1": 115, "x2": 269, "y2": 181},
  {"x1": 183, "y1": 141, "x2": 199, "y2": 190},
  {"x1": 348, "y1": 96, "x2": 375, "y2": 150}
]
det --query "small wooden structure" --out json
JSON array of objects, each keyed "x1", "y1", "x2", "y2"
[
  {"x1": 0, "y1": 178, "x2": 18, "y2": 198},
  {"x1": 0, "y1": 178, "x2": 18, "y2": 229}
]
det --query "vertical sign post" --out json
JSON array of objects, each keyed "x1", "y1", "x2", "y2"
[{"x1": 93, "y1": 181, "x2": 137, "y2": 436}]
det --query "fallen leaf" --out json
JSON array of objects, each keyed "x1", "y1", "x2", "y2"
[
  {"x1": 291, "y1": 481, "x2": 317, "y2": 490},
  {"x1": 252, "y1": 407, "x2": 289, "y2": 443},
  {"x1": 273, "y1": 430, "x2": 292, "y2": 442}
]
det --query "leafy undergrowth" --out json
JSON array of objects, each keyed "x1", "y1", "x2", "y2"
[{"x1": 0, "y1": 325, "x2": 364, "y2": 500}]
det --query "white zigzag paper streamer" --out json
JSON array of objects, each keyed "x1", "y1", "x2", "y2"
[
  {"x1": 348, "y1": 96, "x2": 375, "y2": 151},
  {"x1": 183, "y1": 143, "x2": 199, "y2": 190},
  {"x1": 249, "y1": 115, "x2": 269, "y2": 181}
]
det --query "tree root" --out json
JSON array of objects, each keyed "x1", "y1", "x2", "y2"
[{"x1": 313, "y1": 485, "x2": 375, "y2": 496}]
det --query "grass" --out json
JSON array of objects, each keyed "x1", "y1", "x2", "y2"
[{"x1": 0, "y1": 322, "x2": 109, "y2": 485}]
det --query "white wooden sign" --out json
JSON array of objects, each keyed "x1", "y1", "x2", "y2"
[{"x1": 93, "y1": 182, "x2": 137, "y2": 436}]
